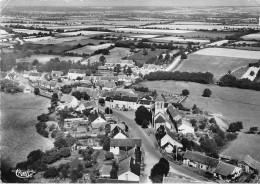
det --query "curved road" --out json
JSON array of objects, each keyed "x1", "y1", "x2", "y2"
[{"x1": 111, "y1": 109, "x2": 214, "y2": 183}]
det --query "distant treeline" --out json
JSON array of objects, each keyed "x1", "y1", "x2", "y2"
[
  {"x1": 219, "y1": 74, "x2": 260, "y2": 91},
  {"x1": 144, "y1": 71, "x2": 214, "y2": 84}
]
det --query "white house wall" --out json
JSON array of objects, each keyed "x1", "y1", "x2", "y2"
[{"x1": 118, "y1": 171, "x2": 139, "y2": 182}]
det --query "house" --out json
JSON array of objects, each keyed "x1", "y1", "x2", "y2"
[
  {"x1": 89, "y1": 111, "x2": 107, "y2": 129},
  {"x1": 51, "y1": 70, "x2": 63, "y2": 78},
  {"x1": 160, "y1": 127, "x2": 183, "y2": 153},
  {"x1": 76, "y1": 100, "x2": 96, "y2": 112},
  {"x1": 48, "y1": 81, "x2": 61, "y2": 90},
  {"x1": 67, "y1": 69, "x2": 85, "y2": 80},
  {"x1": 103, "y1": 81, "x2": 116, "y2": 91},
  {"x1": 183, "y1": 151, "x2": 219, "y2": 173},
  {"x1": 238, "y1": 155, "x2": 260, "y2": 174},
  {"x1": 18, "y1": 83, "x2": 32, "y2": 93},
  {"x1": 178, "y1": 120, "x2": 195, "y2": 135},
  {"x1": 110, "y1": 139, "x2": 142, "y2": 155},
  {"x1": 100, "y1": 165, "x2": 112, "y2": 178},
  {"x1": 60, "y1": 94, "x2": 79, "y2": 108},
  {"x1": 111, "y1": 95, "x2": 138, "y2": 110},
  {"x1": 118, "y1": 157, "x2": 140, "y2": 182},
  {"x1": 110, "y1": 125, "x2": 129, "y2": 139},
  {"x1": 213, "y1": 161, "x2": 242, "y2": 180},
  {"x1": 166, "y1": 104, "x2": 182, "y2": 131},
  {"x1": 29, "y1": 72, "x2": 41, "y2": 81}
]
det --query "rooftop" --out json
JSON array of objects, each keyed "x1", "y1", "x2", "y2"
[
  {"x1": 110, "y1": 139, "x2": 142, "y2": 147},
  {"x1": 183, "y1": 151, "x2": 219, "y2": 168}
]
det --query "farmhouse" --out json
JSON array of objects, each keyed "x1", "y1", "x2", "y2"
[
  {"x1": 110, "y1": 125, "x2": 129, "y2": 139},
  {"x1": 68, "y1": 69, "x2": 85, "y2": 80},
  {"x1": 238, "y1": 155, "x2": 260, "y2": 174},
  {"x1": 60, "y1": 94, "x2": 79, "y2": 108},
  {"x1": 110, "y1": 139, "x2": 142, "y2": 155}
]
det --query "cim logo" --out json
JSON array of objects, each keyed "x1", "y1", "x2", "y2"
[{"x1": 12, "y1": 169, "x2": 36, "y2": 179}]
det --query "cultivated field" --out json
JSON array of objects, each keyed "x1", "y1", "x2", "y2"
[
  {"x1": 112, "y1": 28, "x2": 195, "y2": 35},
  {"x1": 13, "y1": 29, "x2": 50, "y2": 34},
  {"x1": 66, "y1": 43, "x2": 114, "y2": 55},
  {"x1": 151, "y1": 36, "x2": 210, "y2": 44},
  {"x1": 194, "y1": 48, "x2": 260, "y2": 59},
  {"x1": 82, "y1": 47, "x2": 132, "y2": 64},
  {"x1": 242, "y1": 32, "x2": 260, "y2": 40},
  {"x1": 17, "y1": 54, "x2": 83, "y2": 64},
  {"x1": 176, "y1": 54, "x2": 256, "y2": 80},
  {"x1": 138, "y1": 80, "x2": 260, "y2": 161}
]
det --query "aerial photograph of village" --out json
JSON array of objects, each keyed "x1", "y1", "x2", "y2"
[{"x1": 0, "y1": 0, "x2": 260, "y2": 185}]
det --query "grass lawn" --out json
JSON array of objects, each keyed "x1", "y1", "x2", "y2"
[
  {"x1": 138, "y1": 80, "x2": 260, "y2": 161},
  {"x1": 127, "y1": 49, "x2": 165, "y2": 63},
  {"x1": 176, "y1": 54, "x2": 256, "y2": 80}
]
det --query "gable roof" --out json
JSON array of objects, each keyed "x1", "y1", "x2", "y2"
[
  {"x1": 214, "y1": 161, "x2": 238, "y2": 177},
  {"x1": 110, "y1": 139, "x2": 142, "y2": 147},
  {"x1": 156, "y1": 94, "x2": 165, "y2": 101},
  {"x1": 164, "y1": 127, "x2": 182, "y2": 144},
  {"x1": 111, "y1": 126, "x2": 128, "y2": 138},
  {"x1": 243, "y1": 155, "x2": 260, "y2": 171},
  {"x1": 183, "y1": 151, "x2": 219, "y2": 168},
  {"x1": 167, "y1": 104, "x2": 182, "y2": 121},
  {"x1": 155, "y1": 115, "x2": 166, "y2": 123},
  {"x1": 110, "y1": 123, "x2": 126, "y2": 131},
  {"x1": 89, "y1": 111, "x2": 99, "y2": 122},
  {"x1": 60, "y1": 94, "x2": 75, "y2": 103}
]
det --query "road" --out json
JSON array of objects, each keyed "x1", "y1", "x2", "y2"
[
  {"x1": 110, "y1": 109, "x2": 214, "y2": 183},
  {"x1": 165, "y1": 55, "x2": 182, "y2": 72}
]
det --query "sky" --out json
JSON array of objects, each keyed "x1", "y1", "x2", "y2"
[{"x1": 4, "y1": 0, "x2": 260, "y2": 7}]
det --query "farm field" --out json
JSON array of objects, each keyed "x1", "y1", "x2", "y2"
[
  {"x1": 45, "y1": 24, "x2": 114, "y2": 31},
  {"x1": 172, "y1": 22, "x2": 222, "y2": 25},
  {"x1": 151, "y1": 36, "x2": 210, "y2": 44},
  {"x1": 127, "y1": 49, "x2": 166, "y2": 63},
  {"x1": 55, "y1": 30, "x2": 110, "y2": 37},
  {"x1": 82, "y1": 47, "x2": 132, "y2": 64},
  {"x1": 232, "y1": 41, "x2": 258, "y2": 45},
  {"x1": 138, "y1": 80, "x2": 260, "y2": 161},
  {"x1": 194, "y1": 48, "x2": 260, "y2": 59},
  {"x1": 176, "y1": 54, "x2": 256, "y2": 80},
  {"x1": 142, "y1": 24, "x2": 260, "y2": 31},
  {"x1": 24, "y1": 36, "x2": 89, "y2": 45},
  {"x1": 17, "y1": 54, "x2": 83, "y2": 64},
  {"x1": 242, "y1": 32, "x2": 260, "y2": 40},
  {"x1": 241, "y1": 67, "x2": 260, "y2": 81},
  {"x1": 231, "y1": 67, "x2": 249, "y2": 79},
  {"x1": 12, "y1": 29, "x2": 50, "y2": 34},
  {"x1": 169, "y1": 31, "x2": 237, "y2": 39},
  {"x1": 206, "y1": 40, "x2": 229, "y2": 47},
  {"x1": 66, "y1": 43, "x2": 114, "y2": 55},
  {"x1": 112, "y1": 28, "x2": 195, "y2": 35},
  {"x1": 131, "y1": 34, "x2": 159, "y2": 39}
]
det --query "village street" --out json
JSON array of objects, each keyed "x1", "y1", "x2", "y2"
[
  {"x1": 165, "y1": 55, "x2": 182, "y2": 72},
  {"x1": 110, "y1": 108, "x2": 214, "y2": 183}
]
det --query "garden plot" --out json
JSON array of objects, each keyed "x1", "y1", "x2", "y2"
[
  {"x1": 17, "y1": 54, "x2": 83, "y2": 64},
  {"x1": 12, "y1": 29, "x2": 50, "y2": 34},
  {"x1": 194, "y1": 48, "x2": 260, "y2": 59},
  {"x1": 242, "y1": 32, "x2": 260, "y2": 40},
  {"x1": 151, "y1": 36, "x2": 210, "y2": 44},
  {"x1": 66, "y1": 43, "x2": 114, "y2": 55},
  {"x1": 241, "y1": 67, "x2": 260, "y2": 81},
  {"x1": 112, "y1": 28, "x2": 194, "y2": 35}
]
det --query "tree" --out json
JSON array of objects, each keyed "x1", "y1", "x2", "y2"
[
  {"x1": 34, "y1": 88, "x2": 40, "y2": 95},
  {"x1": 99, "y1": 55, "x2": 106, "y2": 65},
  {"x1": 126, "y1": 67, "x2": 133, "y2": 76},
  {"x1": 105, "y1": 152, "x2": 114, "y2": 160},
  {"x1": 82, "y1": 92, "x2": 90, "y2": 100},
  {"x1": 182, "y1": 89, "x2": 190, "y2": 96},
  {"x1": 98, "y1": 98, "x2": 105, "y2": 106},
  {"x1": 202, "y1": 88, "x2": 212, "y2": 97},
  {"x1": 32, "y1": 59, "x2": 40, "y2": 66},
  {"x1": 76, "y1": 76, "x2": 83, "y2": 84},
  {"x1": 37, "y1": 114, "x2": 49, "y2": 122},
  {"x1": 142, "y1": 119, "x2": 149, "y2": 128},
  {"x1": 114, "y1": 64, "x2": 121, "y2": 74},
  {"x1": 60, "y1": 147, "x2": 71, "y2": 158},
  {"x1": 103, "y1": 137, "x2": 110, "y2": 151},
  {"x1": 27, "y1": 149, "x2": 45, "y2": 164},
  {"x1": 227, "y1": 121, "x2": 243, "y2": 132},
  {"x1": 110, "y1": 161, "x2": 118, "y2": 179},
  {"x1": 43, "y1": 167, "x2": 59, "y2": 179},
  {"x1": 150, "y1": 158, "x2": 170, "y2": 183},
  {"x1": 135, "y1": 106, "x2": 151, "y2": 126},
  {"x1": 51, "y1": 93, "x2": 59, "y2": 107},
  {"x1": 85, "y1": 69, "x2": 92, "y2": 76},
  {"x1": 54, "y1": 138, "x2": 69, "y2": 149},
  {"x1": 165, "y1": 53, "x2": 170, "y2": 60},
  {"x1": 105, "y1": 107, "x2": 113, "y2": 114},
  {"x1": 158, "y1": 54, "x2": 163, "y2": 60},
  {"x1": 72, "y1": 91, "x2": 82, "y2": 100},
  {"x1": 190, "y1": 119, "x2": 197, "y2": 127}
]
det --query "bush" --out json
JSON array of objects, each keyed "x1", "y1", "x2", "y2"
[
  {"x1": 37, "y1": 114, "x2": 49, "y2": 122},
  {"x1": 202, "y1": 88, "x2": 212, "y2": 97},
  {"x1": 150, "y1": 158, "x2": 170, "y2": 183},
  {"x1": 27, "y1": 160, "x2": 48, "y2": 172},
  {"x1": 105, "y1": 107, "x2": 113, "y2": 114},
  {"x1": 54, "y1": 138, "x2": 69, "y2": 149},
  {"x1": 27, "y1": 149, "x2": 45, "y2": 164},
  {"x1": 227, "y1": 121, "x2": 243, "y2": 133},
  {"x1": 182, "y1": 89, "x2": 190, "y2": 96},
  {"x1": 60, "y1": 147, "x2": 71, "y2": 158},
  {"x1": 209, "y1": 118, "x2": 217, "y2": 124},
  {"x1": 226, "y1": 132, "x2": 238, "y2": 141},
  {"x1": 105, "y1": 152, "x2": 114, "y2": 160}
]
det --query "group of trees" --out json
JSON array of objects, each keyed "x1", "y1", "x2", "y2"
[
  {"x1": 134, "y1": 86, "x2": 149, "y2": 92},
  {"x1": 144, "y1": 71, "x2": 214, "y2": 84},
  {"x1": 71, "y1": 91, "x2": 90, "y2": 101},
  {"x1": 150, "y1": 158, "x2": 170, "y2": 183},
  {"x1": 35, "y1": 121, "x2": 49, "y2": 138},
  {"x1": 219, "y1": 74, "x2": 260, "y2": 91},
  {"x1": 227, "y1": 121, "x2": 243, "y2": 133},
  {"x1": 135, "y1": 106, "x2": 152, "y2": 128}
]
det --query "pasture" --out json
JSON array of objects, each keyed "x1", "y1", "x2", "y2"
[
  {"x1": 82, "y1": 47, "x2": 132, "y2": 64},
  {"x1": 17, "y1": 54, "x2": 83, "y2": 64},
  {"x1": 242, "y1": 32, "x2": 260, "y2": 41},
  {"x1": 127, "y1": 49, "x2": 165, "y2": 63},
  {"x1": 176, "y1": 54, "x2": 256, "y2": 80},
  {"x1": 55, "y1": 30, "x2": 109, "y2": 37},
  {"x1": 138, "y1": 80, "x2": 260, "y2": 161},
  {"x1": 194, "y1": 48, "x2": 260, "y2": 59},
  {"x1": 151, "y1": 36, "x2": 210, "y2": 44},
  {"x1": 66, "y1": 43, "x2": 114, "y2": 55},
  {"x1": 12, "y1": 29, "x2": 50, "y2": 34}
]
